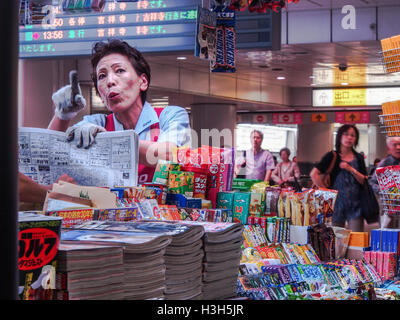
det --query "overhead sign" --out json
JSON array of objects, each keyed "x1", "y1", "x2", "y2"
[
  {"x1": 311, "y1": 113, "x2": 327, "y2": 122},
  {"x1": 335, "y1": 111, "x2": 370, "y2": 124},
  {"x1": 273, "y1": 113, "x2": 302, "y2": 125},
  {"x1": 19, "y1": 0, "x2": 281, "y2": 58},
  {"x1": 253, "y1": 114, "x2": 268, "y2": 124},
  {"x1": 313, "y1": 87, "x2": 400, "y2": 107}
]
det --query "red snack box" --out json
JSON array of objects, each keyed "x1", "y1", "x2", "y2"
[{"x1": 182, "y1": 165, "x2": 208, "y2": 199}]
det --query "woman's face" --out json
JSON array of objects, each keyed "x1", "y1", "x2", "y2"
[
  {"x1": 341, "y1": 127, "x2": 357, "y2": 148},
  {"x1": 96, "y1": 53, "x2": 148, "y2": 113},
  {"x1": 280, "y1": 150, "x2": 289, "y2": 161}
]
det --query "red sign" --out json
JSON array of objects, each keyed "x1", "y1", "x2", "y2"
[
  {"x1": 335, "y1": 111, "x2": 370, "y2": 124},
  {"x1": 273, "y1": 113, "x2": 302, "y2": 124},
  {"x1": 253, "y1": 114, "x2": 267, "y2": 123},
  {"x1": 18, "y1": 228, "x2": 60, "y2": 271}
]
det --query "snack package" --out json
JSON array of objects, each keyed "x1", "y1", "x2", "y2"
[
  {"x1": 264, "y1": 187, "x2": 281, "y2": 217},
  {"x1": 216, "y1": 191, "x2": 235, "y2": 210},
  {"x1": 181, "y1": 165, "x2": 208, "y2": 199},
  {"x1": 376, "y1": 166, "x2": 400, "y2": 214},
  {"x1": 167, "y1": 171, "x2": 194, "y2": 196},
  {"x1": 143, "y1": 184, "x2": 167, "y2": 205},
  {"x1": 303, "y1": 189, "x2": 317, "y2": 226},
  {"x1": 249, "y1": 192, "x2": 263, "y2": 217},
  {"x1": 153, "y1": 160, "x2": 181, "y2": 185},
  {"x1": 250, "y1": 182, "x2": 268, "y2": 214},
  {"x1": 233, "y1": 192, "x2": 251, "y2": 224},
  {"x1": 313, "y1": 188, "x2": 338, "y2": 225}
]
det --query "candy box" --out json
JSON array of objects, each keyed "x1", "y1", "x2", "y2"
[
  {"x1": 216, "y1": 191, "x2": 235, "y2": 210},
  {"x1": 18, "y1": 212, "x2": 63, "y2": 300},
  {"x1": 233, "y1": 192, "x2": 251, "y2": 224},
  {"x1": 182, "y1": 165, "x2": 208, "y2": 199},
  {"x1": 167, "y1": 171, "x2": 194, "y2": 196},
  {"x1": 143, "y1": 183, "x2": 167, "y2": 205},
  {"x1": 153, "y1": 160, "x2": 181, "y2": 185}
]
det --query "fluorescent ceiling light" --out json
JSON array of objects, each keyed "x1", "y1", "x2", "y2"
[
  {"x1": 177, "y1": 56, "x2": 187, "y2": 60},
  {"x1": 277, "y1": 76, "x2": 285, "y2": 80}
]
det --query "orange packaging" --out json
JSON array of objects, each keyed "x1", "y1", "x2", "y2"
[{"x1": 348, "y1": 232, "x2": 369, "y2": 247}]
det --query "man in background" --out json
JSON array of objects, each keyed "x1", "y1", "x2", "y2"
[
  {"x1": 370, "y1": 136, "x2": 400, "y2": 228},
  {"x1": 234, "y1": 129, "x2": 275, "y2": 182}
]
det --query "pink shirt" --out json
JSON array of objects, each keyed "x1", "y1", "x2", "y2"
[{"x1": 238, "y1": 148, "x2": 275, "y2": 180}]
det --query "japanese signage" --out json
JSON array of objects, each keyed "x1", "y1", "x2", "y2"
[
  {"x1": 313, "y1": 87, "x2": 400, "y2": 107},
  {"x1": 19, "y1": 0, "x2": 281, "y2": 58}
]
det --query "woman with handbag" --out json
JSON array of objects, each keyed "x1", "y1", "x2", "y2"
[
  {"x1": 271, "y1": 148, "x2": 301, "y2": 187},
  {"x1": 310, "y1": 124, "x2": 369, "y2": 232}
]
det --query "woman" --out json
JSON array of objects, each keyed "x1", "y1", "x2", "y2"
[
  {"x1": 310, "y1": 124, "x2": 368, "y2": 232},
  {"x1": 48, "y1": 39, "x2": 191, "y2": 184},
  {"x1": 271, "y1": 148, "x2": 300, "y2": 187}
]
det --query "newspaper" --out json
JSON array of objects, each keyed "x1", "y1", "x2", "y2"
[{"x1": 18, "y1": 127, "x2": 139, "y2": 187}]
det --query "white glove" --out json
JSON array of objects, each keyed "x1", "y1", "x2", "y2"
[
  {"x1": 66, "y1": 122, "x2": 106, "y2": 149},
  {"x1": 52, "y1": 70, "x2": 86, "y2": 120}
]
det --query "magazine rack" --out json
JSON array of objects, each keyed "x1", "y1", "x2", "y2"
[
  {"x1": 380, "y1": 48, "x2": 400, "y2": 74},
  {"x1": 379, "y1": 113, "x2": 400, "y2": 137},
  {"x1": 379, "y1": 191, "x2": 400, "y2": 216}
]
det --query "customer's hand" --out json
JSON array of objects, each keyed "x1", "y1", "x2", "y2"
[
  {"x1": 52, "y1": 70, "x2": 86, "y2": 120},
  {"x1": 339, "y1": 161, "x2": 353, "y2": 172},
  {"x1": 66, "y1": 122, "x2": 106, "y2": 149}
]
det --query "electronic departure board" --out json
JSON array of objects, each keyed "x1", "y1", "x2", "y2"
[{"x1": 19, "y1": 0, "x2": 281, "y2": 58}]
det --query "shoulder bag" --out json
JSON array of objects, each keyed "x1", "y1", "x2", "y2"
[
  {"x1": 360, "y1": 177, "x2": 380, "y2": 224},
  {"x1": 320, "y1": 151, "x2": 337, "y2": 188}
]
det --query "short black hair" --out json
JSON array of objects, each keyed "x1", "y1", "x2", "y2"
[
  {"x1": 335, "y1": 124, "x2": 359, "y2": 153},
  {"x1": 90, "y1": 38, "x2": 151, "y2": 105},
  {"x1": 279, "y1": 147, "x2": 291, "y2": 157}
]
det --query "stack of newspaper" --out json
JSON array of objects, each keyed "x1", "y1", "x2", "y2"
[
  {"x1": 152, "y1": 221, "x2": 205, "y2": 300},
  {"x1": 55, "y1": 241, "x2": 125, "y2": 300},
  {"x1": 181, "y1": 221, "x2": 244, "y2": 299},
  {"x1": 62, "y1": 222, "x2": 172, "y2": 300}
]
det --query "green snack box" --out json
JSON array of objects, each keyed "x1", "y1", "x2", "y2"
[
  {"x1": 216, "y1": 191, "x2": 235, "y2": 211},
  {"x1": 232, "y1": 192, "x2": 251, "y2": 224},
  {"x1": 232, "y1": 178, "x2": 262, "y2": 191},
  {"x1": 167, "y1": 171, "x2": 194, "y2": 197},
  {"x1": 153, "y1": 161, "x2": 181, "y2": 185}
]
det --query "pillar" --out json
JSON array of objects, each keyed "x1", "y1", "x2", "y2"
[
  {"x1": 297, "y1": 123, "x2": 334, "y2": 175},
  {"x1": 0, "y1": 0, "x2": 18, "y2": 300},
  {"x1": 190, "y1": 103, "x2": 237, "y2": 149}
]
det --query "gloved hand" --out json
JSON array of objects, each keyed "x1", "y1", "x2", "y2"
[
  {"x1": 66, "y1": 122, "x2": 106, "y2": 149},
  {"x1": 52, "y1": 70, "x2": 86, "y2": 120}
]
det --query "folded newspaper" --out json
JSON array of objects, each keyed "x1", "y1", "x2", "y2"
[{"x1": 18, "y1": 127, "x2": 139, "y2": 187}]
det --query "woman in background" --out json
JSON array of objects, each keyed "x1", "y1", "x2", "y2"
[
  {"x1": 310, "y1": 124, "x2": 368, "y2": 232},
  {"x1": 271, "y1": 147, "x2": 300, "y2": 187}
]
